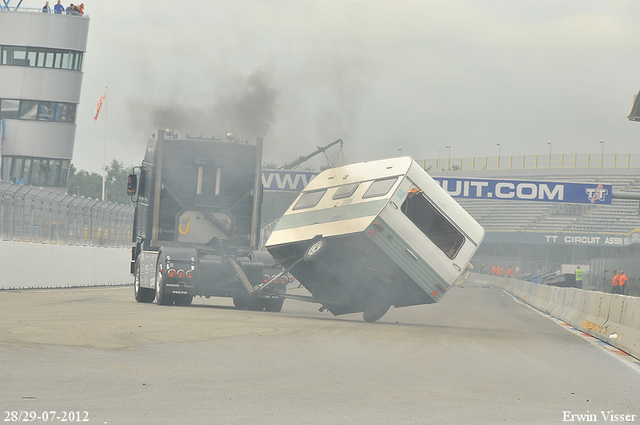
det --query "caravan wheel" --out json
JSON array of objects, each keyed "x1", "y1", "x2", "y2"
[
  {"x1": 363, "y1": 301, "x2": 391, "y2": 323},
  {"x1": 303, "y1": 238, "x2": 326, "y2": 262}
]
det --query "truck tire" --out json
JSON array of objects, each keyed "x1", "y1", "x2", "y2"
[
  {"x1": 174, "y1": 295, "x2": 193, "y2": 306},
  {"x1": 233, "y1": 296, "x2": 248, "y2": 309},
  {"x1": 155, "y1": 256, "x2": 174, "y2": 306},
  {"x1": 134, "y1": 259, "x2": 155, "y2": 303},
  {"x1": 264, "y1": 297, "x2": 285, "y2": 312}
]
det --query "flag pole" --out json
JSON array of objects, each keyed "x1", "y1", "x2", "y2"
[{"x1": 101, "y1": 87, "x2": 107, "y2": 201}]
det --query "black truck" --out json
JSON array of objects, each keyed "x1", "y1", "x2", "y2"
[{"x1": 127, "y1": 129, "x2": 285, "y2": 311}]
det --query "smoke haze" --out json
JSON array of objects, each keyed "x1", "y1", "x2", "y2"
[{"x1": 21, "y1": 0, "x2": 640, "y2": 172}]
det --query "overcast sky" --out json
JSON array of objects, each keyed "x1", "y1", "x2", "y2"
[{"x1": 30, "y1": 1, "x2": 640, "y2": 171}]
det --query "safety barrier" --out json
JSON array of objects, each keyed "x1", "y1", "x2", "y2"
[{"x1": 472, "y1": 273, "x2": 640, "y2": 360}]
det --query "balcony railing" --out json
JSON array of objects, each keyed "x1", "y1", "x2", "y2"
[{"x1": 419, "y1": 153, "x2": 640, "y2": 172}]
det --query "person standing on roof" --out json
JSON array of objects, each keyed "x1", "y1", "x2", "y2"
[
  {"x1": 619, "y1": 271, "x2": 627, "y2": 295},
  {"x1": 612, "y1": 270, "x2": 620, "y2": 294},
  {"x1": 54, "y1": 0, "x2": 64, "y2": 13},
  {"x1": 575, "y1": 266, "x2": 583, "y2": 289},
  {"x1": 42, "y1": 1, "x2": 51, "y2": 12}
]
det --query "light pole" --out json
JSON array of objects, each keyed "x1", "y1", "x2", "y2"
[
  {"x1": 496, "y1": 142, "x2": 501, "y2": 168},
  {"x1": 446, "y1": 144, "x2": 451, "y2": 170},
  {"x1": 547, "y1": 141, "x2": 552, "y2": 167},
  {"x1": 600, "y1": 140, "x2": 604, "y2": 167},
  {"x1": 398, "y1": 147, "x2": 403, "y2": 156}
]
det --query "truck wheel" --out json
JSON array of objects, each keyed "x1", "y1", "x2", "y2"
[
  {"x1": 134, "y1": 259, "x2": 155, "y2": 303},
  {"x1": 233, "y1": 296, "x2": 248, "y2": 309},
  {"x1": 303, "y1": 238, "x2": 326, "y2": 262},
  {"x1": 363, "y1": 301, "x2": 390, "y2": 323},
  {"x1": 174, "y1": 295, "x2": 193, "y2": 306},
  {"x1": 264, "y1": 297, "x2": 285, "y2": 312},
  {"x1": 247, "y1": 297, "x2": 266, "y2": 311},
  {"x1": 155, "y1": 256, "x2": 173, "y2": 306}
]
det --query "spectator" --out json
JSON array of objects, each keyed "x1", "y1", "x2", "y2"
[
  {"x1": 612, "y1": 270, "x2": 620, "y2": 294},
  {"x1": 575, "y1": 266, "x2": 583, "y2": 289},
  {"x1": 54, "y1": 0, "x2": 64, "y2": 13},
  {"x1": 619, "y1": 271, "x2": 627, "y2": 295},
  {"x1": 42, "y1": 1, "x2": 51, "y2": 12},
  {"x1": 65, "y1": 3, "x2": 75, "y2": 14},
  {"x1": 77, "y1": 3, "x2": 84, "y2": 14}
]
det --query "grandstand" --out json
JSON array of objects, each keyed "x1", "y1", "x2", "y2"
[{"x1": 428, "y1": 153, "x2": 640, "y2": 286}]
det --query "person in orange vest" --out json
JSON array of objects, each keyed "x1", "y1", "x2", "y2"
[
  {"x1": 497, "y1": 266, "x2": 505, "y2": 277},
  {"x1": 491, "y1": 265, "x2": 497, "y2": 276},
  {"x1": 619, "y1": 271, "x2": 627, "y2": 295},
  {"x1": 507, "y1": 266, "x2": 514, "y2": 278},
  {"x1": 612, "y1": 270, "x2": 620, "y2": 294}
]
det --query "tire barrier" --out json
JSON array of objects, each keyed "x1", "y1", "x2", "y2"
[{"x1": 471, "y1": 273, "x2": 640, "y2": 360}]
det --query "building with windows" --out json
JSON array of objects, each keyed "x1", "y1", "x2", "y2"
[{"x1": 0, "y1": 8, "x2": 89, "y2": 189}]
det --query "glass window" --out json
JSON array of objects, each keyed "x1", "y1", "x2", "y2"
[
  {"x1": 0, "y1": 99, "x2": 19, "y2": 119},
  {"x1": 27, "y1": 51, "x2": 37, "y2": 66},
  {"x1": 363, "y1": 177, "x2": 397, "y2": 199},
  {"x1": 332, "y1": 183, "x2": 359, "y2": 200},
  {"x1": 39, "y1": 102, "x2": 56, "y2": 121},
  {"x1": 293, "y1": 189, "x2": 326, "y2": 211},
  {"x1": 12, "y1": 157, "x2": 24, "y2": 183},
  {"x1": 67, "y1": 104, "x2": 76, "y2": 123},
  {"x1": 6, "y1": 47, "x2": 28, "y2": 66},
  {"x1": 76, "y1": 53, "x2": 83, "y2": 71},
  {"x1": 37, "y1": 50, "x2": 45, "y2": 67},
  {"x1": 19, "y1": 101, "x2": 38, "y2": 120},
  {"x1": 1, "y1": 157, "x2": 11, "y2": 182},
  {"x1": 46, "y1": 160, "x2": 62, "y2": 186},
  {"x1": 1, "y1": 48, "x2": 6, "y2": 65},
  {"x1": 61, "y1": 52, "x2": 72, "y2": 69},
  {"x1": 55, "y1": 103, "x2": 69, "y2": 122},
  {"x1": 138, "y1": 169, "x2": 147, "y2": 198},
  {"x1": 54, "y1": 53, "x2": 61, "y2": 68},
  {"x1": 31, "y1": 159, "x2": 48, "y2": 186},
  {"x1": 22, "y1": 159, "x2": 32, "y2": 185},
  {"x1": 401, "y1": 192, "x2": 464, "y2": 259},
  {"x1": 44, "y1": 52, "x2": 54, "y2": 68}
]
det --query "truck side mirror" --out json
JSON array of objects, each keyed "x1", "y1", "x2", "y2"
[{"x1": 127, "y1": 174, "x2": 138, "y2": 196}]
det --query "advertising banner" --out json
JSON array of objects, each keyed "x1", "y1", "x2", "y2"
[
  {"x1": 432, "y1": 177, "x2": 612, "y2": 205},
  {"x1": 262, "y1": 170, "x2": 319, "y2": 192}
]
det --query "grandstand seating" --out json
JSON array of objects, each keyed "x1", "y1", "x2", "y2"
[{"x1": 438, "y1": 171, "x2": 640, "y2": 234}]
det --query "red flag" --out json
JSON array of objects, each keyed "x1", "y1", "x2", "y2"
[{"x1": 94, "y1": 92, "x2": 106, "y2": 121}]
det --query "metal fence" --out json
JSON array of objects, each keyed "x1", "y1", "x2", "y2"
[
  {"x1": 420, "y1": 153, "x2": 640, "y2": 172},
  {"x1": 0, "y1": 181, "x2": 134, "y2": 247}
]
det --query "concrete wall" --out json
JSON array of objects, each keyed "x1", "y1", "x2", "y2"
[
  {"x1": 471, "y1": 273, "x2": 640, "y2": 360},
  {"x1": 0, "y1": 240, "x2": 131, "y2": 289}
]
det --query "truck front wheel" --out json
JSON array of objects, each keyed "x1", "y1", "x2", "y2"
[{"x1": 134, "y1": 259, "x2": 155, "y2": 303}]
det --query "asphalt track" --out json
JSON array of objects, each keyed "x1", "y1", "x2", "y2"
[{"x1": 1, "y1": 279, "x2": 639, "y2": 425}]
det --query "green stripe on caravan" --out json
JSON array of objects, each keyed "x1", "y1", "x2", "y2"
[{"x1": 275, "y1": 199, "x2": 388, "y2": 231}]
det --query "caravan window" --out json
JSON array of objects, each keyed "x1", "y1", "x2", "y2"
[
  {"x1": 401, "y1": 192, "x2": 464, "y2": 258},
  {"x1": 363, "y1": 177, "x2": 397, "y2": 199},
  {"x1": 293, "y1": 189, "x2": 326, "y2": 210},
  {"x1": 332, "y1": 183, "x2": 359, "y2": 200}
]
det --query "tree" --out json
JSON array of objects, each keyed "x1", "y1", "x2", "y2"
[{"x1": 67, "y1": 160, "x2": 134, "y2": 204}]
